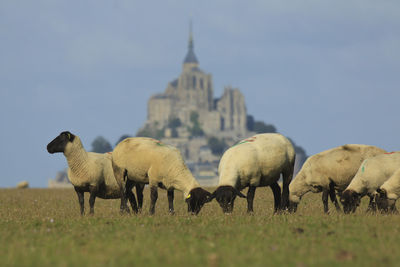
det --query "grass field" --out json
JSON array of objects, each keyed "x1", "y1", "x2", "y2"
[{"x1": 1, "y1": 188, "x2": 399, "y2": 267}]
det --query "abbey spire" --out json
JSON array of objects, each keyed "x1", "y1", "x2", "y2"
[{"x1": 183, "y1": 21, "x2": 199, "y2": 71}]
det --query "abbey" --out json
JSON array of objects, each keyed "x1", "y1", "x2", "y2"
[{"x1": 144, "y1": 28, "x2": 248, "y2": 138}]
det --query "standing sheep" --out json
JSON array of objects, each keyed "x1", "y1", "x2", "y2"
[
  {"x1": 112, "y1": 137, "x2": 212, "y2": 215},
  {"x1": 210, "y1": 133, "x2": 296, "y2": 214},
  {"x1": 289, "y1": 144, "x2": 386, "y2": 213},
  {"x1": 341, "y1": 152, "x2": 400, "y2": 213},
  {"x1": 47, "y1": 131, "x2": 141, "y2": 215},
  {"x1": 376, "y1": 166, "x2": 400, "y2": 213}
]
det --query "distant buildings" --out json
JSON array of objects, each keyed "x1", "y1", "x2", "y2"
[
  {"x1": 137, "y1": 25, "x2": 307, "y2": 185},
  {"x1": 49, "y1": 24, "x2": 306, "y2": 188}
]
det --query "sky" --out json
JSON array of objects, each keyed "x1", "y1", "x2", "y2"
[{"x1": 1, "y1": 0, "x2": 399, "y2": 187}]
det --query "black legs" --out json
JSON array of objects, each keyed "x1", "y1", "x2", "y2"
[
  {"x1": 167, "y1": 190, "x2": 175, "y2": 214},
  {"x1": 149, "y1": 186, "x2": 158, "y2": 215},
  {"x1": 74, "y1": 185, "x2": 98, "y2": 215},
  {"x1": 247, "y1": 186, "x2": 256, "y2": 213},
  {"x1": 270, "y1": 182, "x2": 282, "y2": 213},
  {"x1": 75, "y1": 187, "x2": 85, "y2": 215}
]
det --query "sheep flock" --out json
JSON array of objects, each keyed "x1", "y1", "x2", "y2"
[{"x1": 47, "y1": 131, "x2": 400, "y2": 215}]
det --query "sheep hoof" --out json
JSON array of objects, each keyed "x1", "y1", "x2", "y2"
[{"x1": 169, "y1": 210, "x2": 175, "y2": 215}]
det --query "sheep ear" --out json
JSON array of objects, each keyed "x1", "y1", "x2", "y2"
[
  {"x1": 234, "y1": 188, "x2": 246, "y2": 198},
  {"x1": 62, "y1": 131, "x2": 74, "y2": 142}
]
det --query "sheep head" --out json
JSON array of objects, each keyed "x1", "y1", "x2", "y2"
[
  {"x1": 340, "y1": 189, "x2": 361, "y2": 214},
  {"x1": 210, "y1": 185, "x2": 246, "y2": 214},
  {"x1": 47, "y1": 131, "x2": 75, "y2": 154},
  {"x1": 185, "y1": 187, "x2": 213, "y2": 215},
  {"x1": 375, "y1": 188, "x2": 389, "y2": 212}
]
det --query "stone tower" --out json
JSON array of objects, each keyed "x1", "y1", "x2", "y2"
[{"x1": 145, "y1": 24, "x2": 248, "y2": 137}]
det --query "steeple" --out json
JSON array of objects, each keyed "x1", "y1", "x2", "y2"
[{"x1": 183, "y1": 20, "x2": 199, "y2": 70}]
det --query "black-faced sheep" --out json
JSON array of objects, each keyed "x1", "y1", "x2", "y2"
[
  {"x1": 111, "y1": 137, "x2": 212, "y2": 215},
  {"x1": 289, "y1": 144, "x2": 386, "y2": 213},
  {"x1": 376, "y1": 166, "x2": 400, "y2": 213},
  {"x1": 341, "y1": 152, "x2": 400, "y2": 214},
  {"x1": 210, "y1": 133, "x2": 296, "y2": 214},
  {"x1": 47, "y1": 131, "x2": 141, "y2": 215}
]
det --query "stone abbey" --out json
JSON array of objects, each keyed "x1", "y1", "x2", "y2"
[{"x1": 143, "y1": 27, "x2": 248, "y2": 139}]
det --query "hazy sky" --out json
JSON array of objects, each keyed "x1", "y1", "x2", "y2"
[{"x1": 1, "y1": 1, "x2": 399, "y2": 187}]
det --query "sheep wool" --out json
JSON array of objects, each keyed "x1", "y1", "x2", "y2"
[
  {"x1": 112, "y1": 137, "x2": 212, "y2": 214},
  {"x1": 341, "y1": 152, "x2": 400, "y2": 213},
  {"x1": 345, "y1": 152, "x2": 400, "y2": 196},
  {"x1": 289, "y1": 144, "x2": 386, "y2": 213},
  {"x1": 380, "y1": 167, "x2": 400, "y2": 201},
  {"x1": 47, "y1": 131, "x2": 137, "y2": 215},
  {"x1": 63, "y1": 136, "x2": 120, "y2": 198},
  {"x1": 213, "y1": 133, "x2": 296, "y2": 213}
]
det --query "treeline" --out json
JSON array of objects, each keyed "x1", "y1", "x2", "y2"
[{"x1": 93, "y1": 113, "x2": 307, "y2": 159}]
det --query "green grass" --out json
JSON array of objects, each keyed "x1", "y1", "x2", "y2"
[{"x1": 1, "y1": 188, "x2": 399, "y2": 267}]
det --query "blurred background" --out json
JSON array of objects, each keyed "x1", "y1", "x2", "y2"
[{"x1": 1, "y1": 0, "x2": 399, "y2": 187}]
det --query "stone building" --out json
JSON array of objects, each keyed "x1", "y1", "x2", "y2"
[
  {"x1": 137, "y1": 26, "x2": 307, "y2": 186},
  {"x1": 144, "y1": 27, "x2": 248, "y2": 138}
]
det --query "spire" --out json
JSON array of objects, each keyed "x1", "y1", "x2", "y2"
[{"x1": 183, "y1": 20, "x2": 199, "y2": 65}]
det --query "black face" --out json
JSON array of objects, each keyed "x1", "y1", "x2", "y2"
[
  {"x1": 340, "y1": 190, "x2": 360, "y2": 214},
  {"x1": 185, "y1": 187, "x2": 212, "y2": 215},
  {"x1": 376, "y1": 189, "x2": 389, "y2": 212},
  {"x1": 211, "y1": 186, "x2": 246, "y2": 214},
  {"x1": 47, "y1": 131, "x2": 75, "y2": 154}
]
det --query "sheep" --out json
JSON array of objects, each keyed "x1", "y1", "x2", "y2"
[
  {"x1": 376, "y1": 166, "x2": 400, "y2": 213},
  {"x1": 289, "y1": 144, "x2": 386, "y2": 213},
  {"x1": 340, "y1": 152, "x2": 400, "y2": 213},
  {"x1": 47, "y1": 131, "x2": 143, "y2": 215},
  {"x1": 111, "y1": 137, "x2": 213, "y2": 215},
  {"x1": 16, "y1": 181, "x2": 29, "y2": 189},
  {"x1": 210, "y1": 133, "x2": 296, "y2": 214}
]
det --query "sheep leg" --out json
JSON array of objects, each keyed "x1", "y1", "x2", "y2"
[
  {"x1": 390, "y1": 204, "x2": 398, "y2": 214},
  {"x1": 126, "y1": 180, "x2": 138, "y2": 213},
  {"x1": 247, "y1": 186, "x2": 256, "y2": 213},
  {"x1": 149, "y1": 186, "x2": 158, "y2": 215},
  {"x1": 135, "y1": 184, "x2": 145, "y2": 211},
  {"x1": 167, "y1": 190, "x2": 175, "y2": 214},
  {"x1": 322, "y1": 189, "x2": 329, "y2": 214},
  {"x1": 74, "y1": 187, "x2": 85, "y2": 215},
  {"x1": 88, "y1": 185, "x2": 98, "y2": 215},
  {"x1": 270, "y1": 182, "x2": 282, "y2": 213},
  {"x1": 366, "y1": 195, "x2": 377, "y2": 213},
  {"x1": 112, "y1": 164, "x2": 129, "y2": 213},
  {"x1": 281, "y1": 174, "x2": 293, "y2": 210},
  {"x1": 328, "y1": 182, "x2": 341, "y2": 212}
]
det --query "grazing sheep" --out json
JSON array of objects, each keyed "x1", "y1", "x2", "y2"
[
  {"x1": 376, "y1": 167, "x2": 400, "y2": 213},
  {"x1": 112, "y1": 137, "x2": 212, "y2": 215},
  {"x1": 16, "y1": 181, "x2": 29, "y2": 189},
  {"x1": 340, "y1": 152, "x2": 400, "y2": 214},
  {"x1": 47, "y1": 131, "x2": 142, "y2": 215},
  {"x1": 210, "y1": 133, "x2": 296, "y2": 214},
  {"x1": 289, "y1": 144, "x2": 386, "y2": 213}
]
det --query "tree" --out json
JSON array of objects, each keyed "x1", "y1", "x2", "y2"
[
  {"x1": 91, "y1": 136, "x2": 112, "y2": 153},
  {"x1": 208, "y1": 137, "x2": 228, "y2": 155},
  {"x1": 168, "y1": 117, "x2": 181, "y2": 128},
  {"x1": 246, "y1": 115, "x2": 255, "y2": 131},
  {"x1": 188, "y1": 111, "x2": 204, "y2": 137},
  {"x1": 136, "y1": 123, "x2": 165, "y2": 139},
  {"x1": 254, "y1": 121, "x2": 277, "y2": 133}
]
